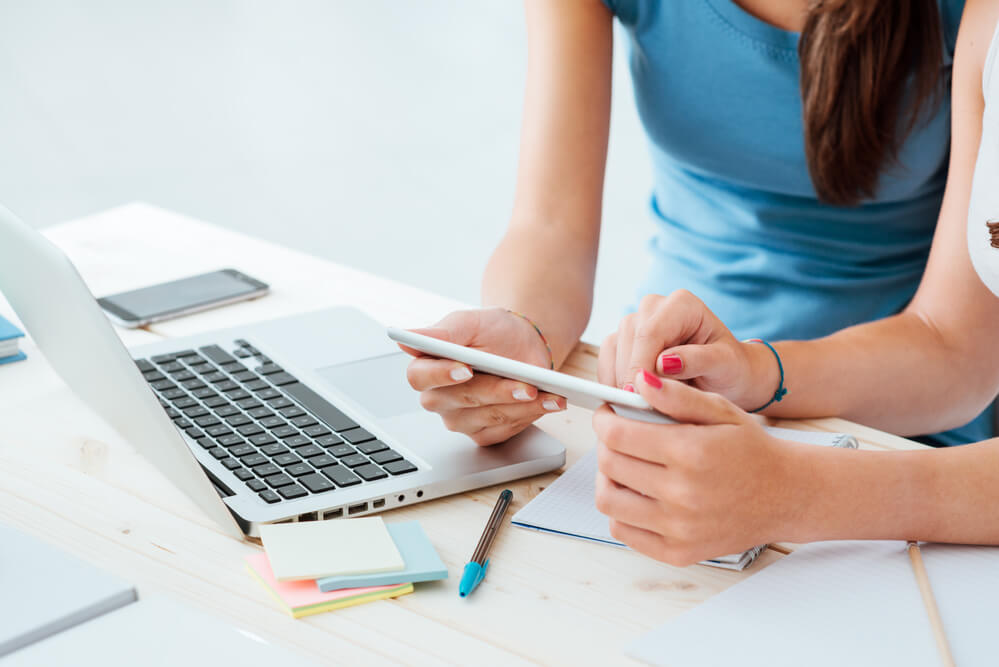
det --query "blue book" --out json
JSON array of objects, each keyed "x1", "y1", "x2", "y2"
[
  {"x1": 316, "y1": 521, "x2": 447, "y2": 592},
  {"x1": 0, "y1": 314, "x2": 25, "y2": 365}
]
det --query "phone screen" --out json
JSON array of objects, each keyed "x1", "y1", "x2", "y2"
[{"x1": 98, "y1": 270, "x2": 265, "y2": 322}]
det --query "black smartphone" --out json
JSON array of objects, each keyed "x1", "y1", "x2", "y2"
[{"x1": 97, "y1": 269, "x2": 269, "y2": 328}]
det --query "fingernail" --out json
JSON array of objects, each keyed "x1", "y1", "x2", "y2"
[
  {"x1": 513, "y1": 388, "x2": 532, "y2": 401},
  {"x1": 659, "y1": 354, "x2": 683, "y2": 374},
  {"x1": 450, "y1": 366, "x2": 472, "y2": 381},
  {"x1": 623, "y1": 383, "x2": 636, "y2": 393},
  {"x1": 640, "y1": 369, "x2": 662, "y2": 389},
  {"x1": 543, "y1": 399, "x2": 560, "y2": 411}
]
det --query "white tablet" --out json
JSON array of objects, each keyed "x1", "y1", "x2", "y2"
[{"x1": 387, "y1": 327, "x2": 675, "y2": 424}]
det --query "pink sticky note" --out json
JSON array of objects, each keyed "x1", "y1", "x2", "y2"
[{"x1": 246, "y1": 552, "x2": 404, "y2": 609}]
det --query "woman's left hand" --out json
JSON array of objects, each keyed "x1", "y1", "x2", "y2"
[{"x1": 591, "y1": 369, "x2": 806, "y2": 566}]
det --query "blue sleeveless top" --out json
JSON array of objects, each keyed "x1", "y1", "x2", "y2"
[{"x1": 602, "y1": 0, "x2": 987, "y2": 445}]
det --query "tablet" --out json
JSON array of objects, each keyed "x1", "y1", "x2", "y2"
[{"x1": 387, "y1": 327, "x2": 676, "y2": 424}]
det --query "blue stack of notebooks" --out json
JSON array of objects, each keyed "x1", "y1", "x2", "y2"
[{"x1": 0, "y1": 314, "x2": 25, "y2": 365}]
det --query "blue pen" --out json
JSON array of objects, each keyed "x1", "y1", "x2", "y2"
[{"x1": 459, "y1": 489, "x2": 513, "y2": 598}]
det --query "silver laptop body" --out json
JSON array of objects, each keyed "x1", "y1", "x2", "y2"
[{"x1": 0, "y1": 205, "x2": 566, "y2": 538}]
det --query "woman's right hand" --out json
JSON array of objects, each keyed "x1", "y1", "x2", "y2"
[
  {"x1": 401, "y1": 307, "x2": 567, "y2": 446},
  {"x1": 599, "y1": 291, "x2": 781, "y2": 413}
]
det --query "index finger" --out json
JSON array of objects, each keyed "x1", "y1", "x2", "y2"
[
  {"x1": 627, "y1": 291, "x2": 709, "y2": 385},
  {"x1": 591, "y1": 403, "x2": 728, "y2": 466},
  {"x1": 406, "y1": 356, "x2": 473, "y2": 391}
]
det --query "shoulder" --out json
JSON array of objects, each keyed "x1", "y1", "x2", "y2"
[{"x1": 953, "y1": 0, "x2": 999, "y2": 95}]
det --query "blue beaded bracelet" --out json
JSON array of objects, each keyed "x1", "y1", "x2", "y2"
[{"x1": 745, "y1": 338, "x2": 787, "y2": 413}]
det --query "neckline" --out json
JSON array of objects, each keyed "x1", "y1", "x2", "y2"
[{"x1": 704, "y1": 0, "x2": 800, "y2": 52}]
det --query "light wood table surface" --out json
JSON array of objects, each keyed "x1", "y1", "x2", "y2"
[{"x1": 0, "y1": 204, "x2": 928, "y2": 666}]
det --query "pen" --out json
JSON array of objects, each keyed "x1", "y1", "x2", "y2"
[{"x1": 459, "y1": 488, "x2": 513, "y2": 598}]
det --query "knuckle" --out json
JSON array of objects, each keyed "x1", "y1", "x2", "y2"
[
  {"x1": 601, "y1": 332, "x2": 618, "y2": 351},
  {"x1": 599, "y1": 419, "x2": 627, "y2": 448},
  {"x1": 668, "y1": 288, "x2": 695, "y2": 305},
  {"x1": 663, "y1": 546, "x2": 697, "y2": 567},
  {"x1": 405, "y1": 363, "x2": 424, "y2": 390},
  {"x1": 608, "y1": 519, "x2": 626, "y2": 542},
  {"x1": 594, "y1": 486, "x2": 613, "y2": 516},
  {"x1": 460, "y1": 390, "x2": 482, "y2": 408},
  {"x1": 638, "y1": 294, "x2": 663, "y2": 314},
  {"x1": 486, "y1": 407, "x2": 510, "y2": 426},
  {"x1": 418, "y1": 391, "x2": 439, "y2": 412}
]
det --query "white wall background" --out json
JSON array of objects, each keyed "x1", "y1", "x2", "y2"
[{"x1": 0, "y1": 0, "x2": 652, "y2": 341}]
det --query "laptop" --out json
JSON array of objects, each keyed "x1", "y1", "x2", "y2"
[{"x1": 0, "y1": 204, "x2": 566, "y2": 539}]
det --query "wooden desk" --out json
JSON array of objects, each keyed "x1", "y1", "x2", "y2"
[{"x1": 0, "y1": 204, "x2": 927, "y2": 665}]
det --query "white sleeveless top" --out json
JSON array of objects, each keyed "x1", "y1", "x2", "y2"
[{"x1": 968, "y1": 20, "x2": 999, "y2": 297}]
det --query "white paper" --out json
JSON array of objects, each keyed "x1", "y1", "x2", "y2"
[{"x1": 626, "y1": 540, "x2": 999, "y2": 667}]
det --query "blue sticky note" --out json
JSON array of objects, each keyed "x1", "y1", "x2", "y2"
[
  {"x1": 0, "y1": 351, "x2": 26, "y2": 366},
  {"x1": 0, "y1": 315, "x2": 24, "y2": 342},
  {"x1": 316, "y1": 521, "x2": 447, "y2": 592}
]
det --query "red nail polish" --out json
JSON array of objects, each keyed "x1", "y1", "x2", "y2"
[
  {"x1": 641, "y1": 369, "x2": 662, "y2": 389},
  {"x1": 623, "y1": 383, "x2": 636, "y2": 393},
  {"x1": 660, "y1": 354, "x2": 683, "y2": 374}
]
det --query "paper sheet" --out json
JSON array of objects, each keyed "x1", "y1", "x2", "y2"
[
  {"x1": 511, "y1": 449, "x2": 761, "y2": 569},
  {"x1": 626, "y1": 540, "x2": 999, "y2": 666}
]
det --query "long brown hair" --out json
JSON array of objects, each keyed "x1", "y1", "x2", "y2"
[{"x1": 799, "y1": 1, "x2": 944, "y2": 206}]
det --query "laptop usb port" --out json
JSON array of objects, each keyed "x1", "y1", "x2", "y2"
[
  {"x1": 348, "y1": 502, "x2": 368, "y2": 515},
  {"x1": 323, "y1": 508, "x2": 343, "y2": 519}
]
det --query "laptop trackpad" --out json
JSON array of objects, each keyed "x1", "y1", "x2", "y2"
[{"x1": 316, "y1": 352, "x2": 421, "y2": 419}]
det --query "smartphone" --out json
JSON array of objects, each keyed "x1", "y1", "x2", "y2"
[
  {"x1": 387, "y1": 327, "x2": 676, "y2": 424},
  {"x1": 97, "y1": 269, "x2": 269, "y2": 328}
]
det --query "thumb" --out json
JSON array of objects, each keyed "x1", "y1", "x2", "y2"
[
  {"x1": 634, "y1": 369, "x2": 748, "y2": 426},
  {"x1": 396, "y1": 326, "x2": 453, "y2": 358},
  {"x1": 397, "y1": 309, "x2": 486, "y2": 357},
  {"x1": 655, "y1": 343, "x2": 731, "y2": 382}
]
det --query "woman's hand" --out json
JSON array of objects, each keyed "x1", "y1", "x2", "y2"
[
  {"x1": 598, "y1": 290, "x2": 780, "y2": 412},
  {"x1": 591, "y1": 369, "x2": 807, "y2": 566},
  {"x1": 401, "y1": 307, "x2": 566, "y2": 446}
]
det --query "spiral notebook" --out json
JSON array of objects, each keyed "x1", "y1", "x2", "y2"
[{"x1": 512, "y1": 427, "x2": 857, "y2": 570}]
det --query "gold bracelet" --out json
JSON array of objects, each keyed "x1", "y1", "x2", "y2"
[{"x1": 506, "y1": 309, "x2": 554, "y2": 369}]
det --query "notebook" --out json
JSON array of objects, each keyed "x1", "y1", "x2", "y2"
[
  {"x1": 0, "y1": 522, "x2": 136, "y2": 657},
  {"x1": 0, "y1": 313, "x2": 25, "y2": 364},
  {"x1": 5, "y1": 595, "x2": 323, "y2": 666},
  {"x1": 316, "y1": 521, "x2": 448, "y2": 592},
  {"x1": 245, "y1": 553, "x2": 413, "y2": 618},
  {"x1": 512, "y1": 427, "x2": 857, "y2": 570},
  {"x1": 258, "y1": 517, "x2": 404, "y2": 581},
  {"x1": 626, "y1": 540, "x2": 999, "y2": 666}
]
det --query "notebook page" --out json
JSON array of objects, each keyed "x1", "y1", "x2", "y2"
[
  {"x1": 512, "y1": 428, "x2": 853, "y2": 563},
  {"x1": 627, "y1": 541, "x2": 939, "y2": 667},
  {"x1": 920, "y1": 543, "x2": 999, "y2": 665},
  {"x1": 511, "y1": 449, "x2": 761, "y2": 568}
]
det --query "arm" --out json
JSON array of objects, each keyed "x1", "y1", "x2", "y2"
[
  {"x1": 403, "y1": 0, "x2": 613, "y2": 445},
  {"x1": 482, "y1": 0, "x2": 613, "y2": 367},
  {"x1": 749, "y1": 0, "x2": 999, "y2": 433}
]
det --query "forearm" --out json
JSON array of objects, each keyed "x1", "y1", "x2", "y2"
[
  {"x1": 753, "y1": 311, "x2": 994, "y2": 435},
  {"x1": 482, "y1": 222, "x2": 596, "y2": 367},
  {"x1": 785, "y1": 438, "x2": 999, "y2": 544}
]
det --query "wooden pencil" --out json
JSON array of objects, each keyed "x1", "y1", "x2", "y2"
[{"x1": 907, "y1": 541, "x2": 956, "y2": 667}]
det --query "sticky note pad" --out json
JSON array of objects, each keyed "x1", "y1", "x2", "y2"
[
  {"x1": 317, "y1": 522, "x2": 448, "y2": 592},
  {"x1": 245, "y1": 553, "x2": 412, "y2": 619},
  {"x1": 259, "y1": 518, "x2": 404, "y2": 581}
]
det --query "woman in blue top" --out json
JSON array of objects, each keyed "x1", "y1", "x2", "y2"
[{"x1": 403, "y1": 0, "x2": 987, "y2": 446}]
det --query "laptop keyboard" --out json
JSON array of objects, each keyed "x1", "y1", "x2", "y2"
[{"x1": 136, "y1": 339, "x2": 418, "y2": 505}]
